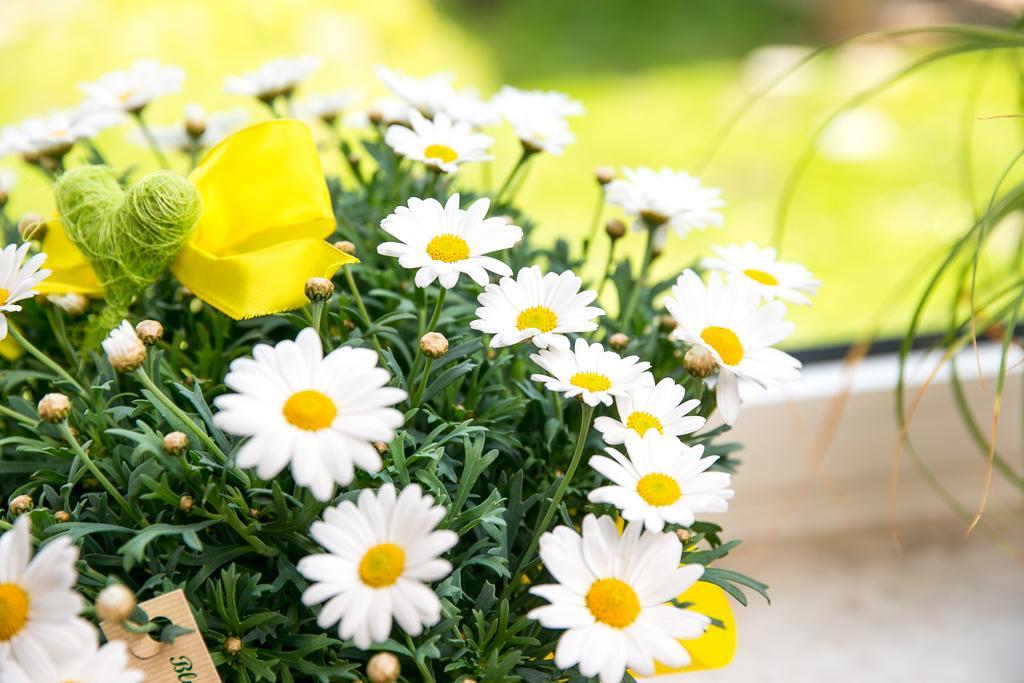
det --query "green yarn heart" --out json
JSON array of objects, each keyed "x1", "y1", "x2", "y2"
[{"x1": 55, "y1": 166, "x2": 202, "y2": 338}]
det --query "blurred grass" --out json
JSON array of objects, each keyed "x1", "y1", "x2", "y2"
[{"x1": 0, "y1": 0, "x2": 1020, "y2": 347}]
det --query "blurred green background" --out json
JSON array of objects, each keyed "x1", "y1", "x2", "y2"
[{"x1": 0, "y1": 0, "x2": 1020, "y2": 347}]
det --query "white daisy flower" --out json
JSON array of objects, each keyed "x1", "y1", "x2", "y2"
[
  {"x1": 701, "y1": 242, "x2": 820, "y2": 305},
  {"x1": 0, "y1": 169, "x2": 15, "y2": 195},
  {"x1": 593, "y1": 376, "x2": 704, "y2": 445},
  {"x1": 377, "y1": 194, "x2": 522, "y2": 289},
  {"x1": 605, "y1": 166, "x2": 724, "y2": 238},
  {"x1": 224, "y1": 55, "x2": 320, "y2": 101},
  {"x1": 665, "y1": 269, "x2": 801, "y2": 425},
  {"x1": 46, "y1": 293, "x2": 89, "y2": 316},
  {"x1": 298, "y1": 483, "x2": 458, "y2": 649},
  {"x1": 0, "y1": 243, "x2": 51, "y2": 340},
  {"x1": 376, "y1": 67, "x2": 497, "y2": 127},
  {"x1": 0, "y1": 108, "x2": 121, "y2": 159},
  {"x1": 296, "y1": 90, "x2": 360, "y2": 124},
  {"x1": 492, "y1": 86, "x2": 583, "y2": 155},
  {"x1": 128, "y1": 107, "x2": 246, "y2": 152},
  {"x1": 0, "y1": 517, "x2": 98, "y2": 671},
  {"x1": 101, "y1": 320, "x2": 147, "y2": 373},
  {"x1": 470, "y1": 265, "x2": 604, "y2": 350},
  {"x1": 213, "y1": 328, "x2": 407, "y2": 501},
  {"x1": 367, "y1": 97, "x2": 412, "y2": 127},
  {"x1": 528, "y1": 514, "x2": 711, "y2": 683},
  {"x1": 385, "y1": 110, "x2": 493, "y2": 174},
  {"x1": 79, "y1": 59, "x2": 185, "y2": 114},
  {"x1": 0, "y1": 640, "x2": 143, "y2": 683},
  {"x1": 588, "y1": 431, "x2": 734, "y2": 532},
  {"x1": 530, "y1": 338, "x2": 651, "y2": 407}
]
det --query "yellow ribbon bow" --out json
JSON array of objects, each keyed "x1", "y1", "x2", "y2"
[
  {"x1": 37, "y1": 119, "x2": 356, "y2": 320},
  {"x1": 648, "y1": 580, "x2": 737, "y2": 676}
]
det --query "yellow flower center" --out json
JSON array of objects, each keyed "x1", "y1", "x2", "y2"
[
  {"x1": 569, "y1": 372, "x2": 612, "y2": 393},
  {"x1": 0, "y1": 583, "x2": 30, "y2": 642},
  {"x1": 625, "y1": 411, "x2": 663, "y2": 436},
  {"x1": 282, "y1": 390, "x2": 337, "y2": 431},
  {"x1": 515, "y1": 306, "x2": 558, "y2": 333},
  {"x1": 700, "y1": 326, "x2": 743, "y2": 366},
  {"x1": 426, "y1": 234, "x2": 470, "y2": 263},
  {"x1": 424, "y1": 143, "x2": 458, "y2": 164},
  {"x1": 0, "y1": 288, "x2": 9, "y2": 304},
  {"x1": 585, "y1": 578, "x2": 641, "y2": 628},
  {"x1": 358, "y1": 543, "x2": 405, "y2": 588},
  {"x1": 636, "y1": 473, "x2": 682, "y2": 507},
  {"x1": 743, "y1": 268, "x2": 779, "y2": 286}
]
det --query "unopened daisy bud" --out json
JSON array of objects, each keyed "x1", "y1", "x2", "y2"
[
  {"x1": 608, "y1": 333, "x2": 629, "y2": 351},
  {"x1": 17, "y1": 212, "x2": 46, "y2": 241},
  {"x1": 9, "y1": 495, "x2": 33, "y2": 515},
  {"x1": 659, "y1": 314, "x2": 677, "y2": 332},
  {"x1": 374, "y1": 441, "x2": 389, "y2": 456},
  {"x1": 346, "y1": 152, "x2": 361, "y2": 168},
  {"x1": 304, "y1": 277, "x2": 334, "y2": 303},
  {"x1": 333, "y1": 240, "x2": 357, "y2": 256},
  {"x1": 178, "y1": 495, "x2": 194, "y2": 513},
  {"x1": 675, "y1": 528, "x2": 694, "y2": 544},
  {"x1": 595, "y1": 165, "x2": 616, "y2": 185},
  {"x1": 96, "y1": 583, "x2": 136, "y2": 623},
  {"x1": 367, "y1": 108, "x2": 384, "y2": 125},
  {"x1": 367, "y1": 652, "x2": 401, "y2": 683},
  {"x1": 684, "y1": 345, "x2": 717, "y2": 378},
  {"x1": 184, "y1": 104, "x2": 207, "y2": 138},
  {"x1": 37, "y1": 392, "x2": 71, "y2": 423},
  {"x1": 419, "y1": 332, "x2": 449, "y2": 359},
  {"x1": 102, "y1": 321, "x2": 147, "y2": 373},
  {"x1": 53, "y1": 510, "x2": 71, "y2": 523},
  {"x1": 224, "y1": 636, "x2": 243, "y2": 656},
  {"x1": 605, "y1": 218, "x2": 626, "y2": 240},
  {"x1": 135, "y1": 319, "x2": 164, "y2": 345},
  {"x1": 163, "y1": 431, "x2": 189, "y2": 455},
  {"x1": 189, "y1": 298, "x2": 204, "y2": 315}
]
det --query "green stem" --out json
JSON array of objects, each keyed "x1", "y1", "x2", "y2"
[
  {"x1": 7, "y1": 324, "x2": 88, "y2": 396},
  {"x1": 343, "y1": 268, "x2": 383, "y2": 353},
  {"x1": 0, "y1": 404, "x2": 36, "y2": 428},
  {"x1": 45, "y1": 306, "x2": 78, "y2": 367},
  {"x1": 406, "y1": 635, "x2": 436, "y2": 683},
  {"x1": 60, "y1": 422, "x2": 146, "y2": 526},
  {"x1": 412, "y1": 357, "x2": 434, "y2": 407},
  {"x1": 507, "y1": 403, "x2": 594, "y2": 593},
  {"x1": 134, "y1": 369, "x2": 229, "y2": 467},
  {"x1": 597, "y1": 238, "x2": 619, "y2": 298},
  {"x1": 133, "y1": 110, "x2": 170, "y2": 169},
  {"x1": 495, "y1": 149, "x2": 531, "y2": 204},
  {"x1": 423, "y1": 287, "x2": 447, "y2": 334},
  {"x1": 582, "y1": 189, "x2": 605, "y2": 259},
  {"x1": 618, "y1": 224, "x2": 657, "y2": 328}
]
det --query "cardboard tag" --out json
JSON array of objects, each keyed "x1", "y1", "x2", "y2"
[{"x1": 100, "y1": 589, "x2": 221, "y2": 682}]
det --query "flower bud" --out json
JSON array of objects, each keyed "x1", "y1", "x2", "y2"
[
  {"x1": 419, "y1": 332, "x2": 449, "y2": 359},
  {"x1": 37, "y1": 393, "x2": 71, "y2": 423},
  {"x1": 604, "y1": 218, "x2": 626, "y2": 240},
  {"x1": 608, "y1": 333, "x2": 629, "y2": 351},
  {"x1": 224, "y1": 636, "x2": 243, "y2": 655},
  {"x1": 659, "y1": 314, "x2": 677, "y2": 332},
  {"x1": 184, "y1": 104, "x2": 207, "y2": 138},
  {"x1": 675, "y1": 528, "x2": 694, "y2": 544},
  {"x1": 102, "y1": 321, "x2": 147, "y2": 373},
  {"x1": 342, "y1": 319, "x2": 356, "y2": 331},
  {"x1": 17, "y1": 212, "x2": 46, "y2": 241},
  {"x1": 135, "y1": 319, "x2": 164, "y2": 345},
  {"x1": 53, "y1": 510, "x2": 71, "y2": 523},
  {"x1": 333, "y1": 240, "x2": 357, "y2": 256},
  {"x1": 367, "y1": 108, "x2": 384, "y2": 125},
  {"x1": 595, "y1": 165, "x2": 616, "y2": 185},
  {"x1": 163, "y1": 431, "x2": 189, "y2": 455},
  {"x1": 178, "y1": 495, "x2": 195, "y2": 513},
  {"x1": 367, "y1": 652, "x2": 401, "y2": 683},
  {"x1": 374, "y1": 441, "x2": 389, "y2": 456},
  {"x1": 346, "y1": 152, "x2": 361, "y2": 168},
  {"x1": 684, "y1": 345, "x2": 717, "y2": 378},
  {"x1": 304, "y1": 277, "x2": 334, "y2": 303},
  {"x1": 189, "y1": 297, "x2": 204, "y2": 315},
  {"x1": 9, "y1": 495, "x2": 33, "y2": 515},
  {"x1": 96, "y1": 583, "x2": 136, "y2": 623}
]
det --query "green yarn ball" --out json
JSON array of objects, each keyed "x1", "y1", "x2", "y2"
[{"x1": 55, "y1": 166, "x2": 202, "y2": 336}]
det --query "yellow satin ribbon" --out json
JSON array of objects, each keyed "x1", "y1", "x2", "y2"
[
  {"x1": 37, "y1": 119, "x2": 356, "y2": 320},
  {"x1": 0, "y1": 335, "x2": 23, "y2": 360},
  {"x1": 647, "y1": 580, "x2": 737, "y2": 676}
]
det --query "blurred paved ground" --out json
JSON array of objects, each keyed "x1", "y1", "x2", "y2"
[{"x1": 655, "y1": 517, "x2": 1024, "y2": 682}]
